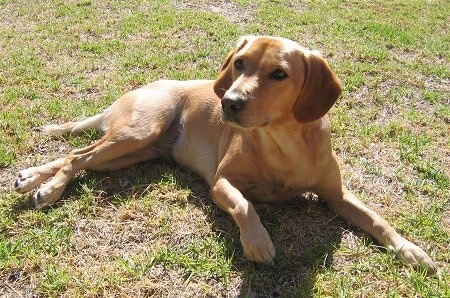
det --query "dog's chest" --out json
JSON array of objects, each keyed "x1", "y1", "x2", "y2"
[{"x1": 236, "y1": 123, "x2": 331, "y2": 201}]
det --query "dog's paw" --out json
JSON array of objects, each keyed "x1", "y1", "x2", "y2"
[
  {"x1": 33, "y1": 182, "x2": 64, "y2": 208},
  {"x1": 240, "y1": 224, "x2": 276, "y2": 264},
  {"x1": 15, "y1": 168, "x2": 44, "y2": 193},
  {"x1": 390, "y1": 238, "x2": 437, "y2": 275}
]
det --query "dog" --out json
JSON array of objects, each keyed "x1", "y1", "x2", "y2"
[{"x1": 15, "y1": 36, "x2": 437, "y2": 274}]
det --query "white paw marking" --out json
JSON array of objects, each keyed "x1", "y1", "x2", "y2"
[{"x1": 15, "y1": 168, "x2": 43, "y2": 193}]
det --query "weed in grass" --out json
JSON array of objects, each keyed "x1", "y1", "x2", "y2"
[
  {"x1": 0, "y1": 149, "x2": 15, "y2": 168},
  {"x1": 0, "y1": 237, "x2": 22, "y2": 268},
  {"x1": 25, "y1": 224, "x2": 72, "y2": 257},
  {"x1": 36, "y1": 264, "x2": 71, "y2": 297}
]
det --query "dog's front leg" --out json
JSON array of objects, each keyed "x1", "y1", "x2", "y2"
[
  {"x1": 211, "y1": 177, "x2": 276, "y2": 263},
  {"x1": 320, "y1": 185, "x2": 437, "y2": 275}
]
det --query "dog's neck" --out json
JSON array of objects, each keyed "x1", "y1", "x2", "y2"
[{"x1": 253, "y1": 115, "x2": 332, "y2": 162}]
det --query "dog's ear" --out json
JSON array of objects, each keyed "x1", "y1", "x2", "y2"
[
  {"x1": 213, "y1": 50, "x2": 235, "y2": 99},
  {"x1": 214, "y1": 37, "x2": 249, "y2": 99},
  {"x1": 293, "y1": 52, "x2": 342, "y2": 123}
]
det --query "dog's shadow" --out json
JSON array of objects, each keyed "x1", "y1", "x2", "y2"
[
  {"x1": 231, "y1": 199, "x2": 344, "y2": 297},
  {"x1": 12, "y1": 160, "x2": 346, "y2": 297}
]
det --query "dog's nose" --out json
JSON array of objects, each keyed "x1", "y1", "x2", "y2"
[{"x1": 221, "y1": 93, "x2": 245, "y2": 114}]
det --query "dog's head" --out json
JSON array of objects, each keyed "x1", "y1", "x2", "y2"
[{"x1": 214, "y1": 36, "x2": 342, "y2": 128}]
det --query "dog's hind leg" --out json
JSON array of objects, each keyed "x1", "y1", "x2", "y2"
[
  {"x1": 87, "y1": 146, "x2": 160, "y2": 171},
  {"x1": 15, "y1": 112, "x2": 108, "y2": 193},
  {"x1": 17, "y1": 85, "x2": 181, "y2": 207},
  {"x1": 15, "y1": 113, "x2": 107, "y2": 193},
  {"x1": 33, "y1": 124, "x2": 165, "y2": 207},
  {"x1": 15, "y1": 135, "x2": 108, "y2": 195},
  {"x1": 16, "y1": 140, "x2": 161, "y2": 203}
]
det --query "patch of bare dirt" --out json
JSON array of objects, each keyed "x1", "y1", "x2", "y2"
[{"x1": 177, "y1": 0, "x2": 254, "y2": 25}]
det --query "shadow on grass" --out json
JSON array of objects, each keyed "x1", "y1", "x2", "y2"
[
  {"x1": 11, "y1": 160, "x2": 345, "y2": 297},
  {"x1": 218, "y1": 199, "x2": 344, "y2": 297}
]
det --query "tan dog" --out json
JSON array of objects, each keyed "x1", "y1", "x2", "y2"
[{"x1": 15, "y1": 36, "x2": 436, "y2": 274}]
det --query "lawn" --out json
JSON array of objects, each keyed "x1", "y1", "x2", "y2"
[{"x1": 0, "y1": 0, "x2": 448, "y2": 297}]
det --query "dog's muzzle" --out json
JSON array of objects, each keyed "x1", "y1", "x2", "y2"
[{"x1": 221, "y1": 92, "x2": 246, "y2": 122}]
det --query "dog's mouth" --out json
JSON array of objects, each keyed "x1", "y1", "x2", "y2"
[
  {"x1": 221, "y1": 111, "x2": 270, "y2": 129},
  {"x1": 220, "y1": 111, "x2": 243, "y2": 128},
  {"x1": 221, "y1": 111, "x2": 244, "y2": 126}
]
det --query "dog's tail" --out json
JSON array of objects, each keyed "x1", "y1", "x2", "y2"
[{"x1": 42, "y1": 112, "x2": 106, "y2": 136}]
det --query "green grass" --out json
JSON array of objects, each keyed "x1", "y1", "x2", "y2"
[{"x1": 0, "y1": 0, "x2": 449, "y2": 297}]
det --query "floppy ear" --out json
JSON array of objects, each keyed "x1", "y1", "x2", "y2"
[
  {"x1": 213, "y1": 37, "x2": 249, "y2": 98},
  {"x1": 213, "y1": 50, "x2": 235, "y2": 99},
  {"x1": 293, "y1": 52, "x2": 342, "y2": 123}
]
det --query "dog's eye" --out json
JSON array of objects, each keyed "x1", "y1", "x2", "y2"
[
  {"x1": 234, "y1": 59, "x2": 244, "y2": 71},
  {"x1": 269, "y1": 69, "x2": 288, "y2": 81}
]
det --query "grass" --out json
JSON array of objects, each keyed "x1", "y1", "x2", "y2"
[{"x1": 0, "y1": 0, "x2": 449, "y2": 296}]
